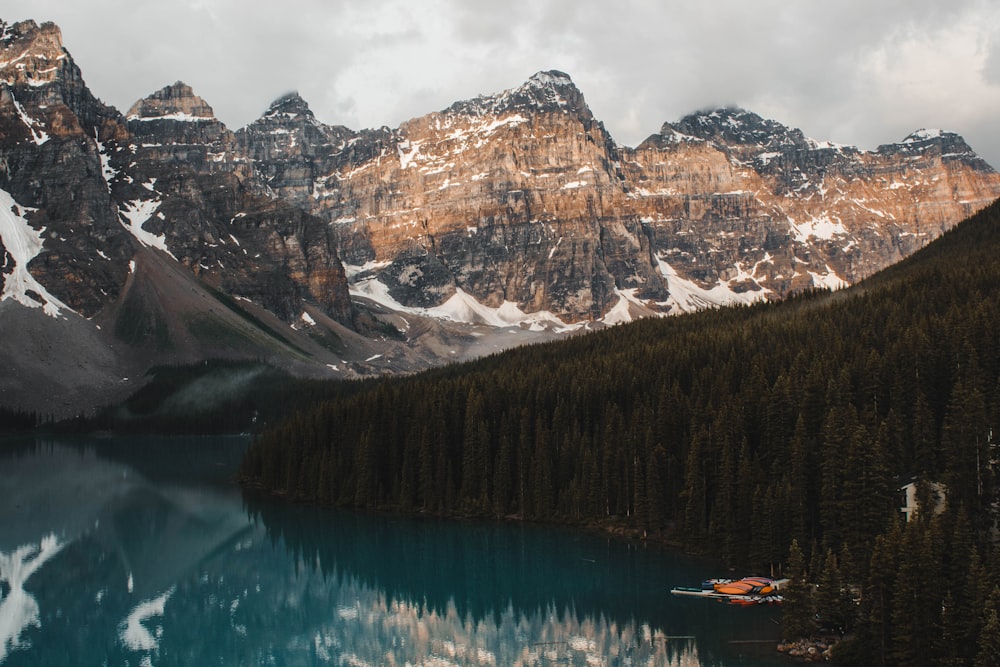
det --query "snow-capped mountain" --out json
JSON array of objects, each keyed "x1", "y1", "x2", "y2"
[{"x1": 2, "y1": 19, "x2": 1000, "y2": 416}]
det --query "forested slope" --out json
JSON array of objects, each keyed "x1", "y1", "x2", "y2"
[{"x1": 241, "y1": 199, "x2": 1000, "y2": 665}]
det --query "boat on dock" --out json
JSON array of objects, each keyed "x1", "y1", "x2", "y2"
[{"x1": 670, "y1": 576, "x2": 787, "y2": 605}]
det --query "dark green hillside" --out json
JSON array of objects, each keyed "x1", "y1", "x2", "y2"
[{"x1": 242, "y1": 200, "x2": 1000, "y2": 665}]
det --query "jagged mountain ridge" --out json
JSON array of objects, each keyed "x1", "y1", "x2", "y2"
[
  {"x1": 2, "y1": 18, "x2": 1000, "y2": 417},
  {"x1": 241, "y1": 71, "x2": 1000, "y2": 321},
  {"x1": 0, "y1": 21, "x2": 354, "y2": 328}
]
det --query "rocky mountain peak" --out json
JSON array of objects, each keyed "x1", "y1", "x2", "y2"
[
  {"x1": 672, "y1": 107, "x2": 809, "y2": 152},
  {"x1": 240, "y1": 89, "x2": 359, "y2": 164},
  {"x1": 0, "y1": 18, "x2": 117, "y2": 147},
  {"x1": 0, "y1": 19, "x2": 70, "y2": 91},
  {"x1": 262, "y1": 91, "x2": 314, "y2": 121},
  {"x1": 521, "y1": 69, "x2": 579, "y2": 99},
  {"x1": 445, "y1": 69, "x2": 593, "y2": 120},
  {"x1": 903, "y1": 128, "x2": 949, "y2": 143},
  {"x1": 0, "y1": 19, "x2": 56, "y2": 55},
  {"x1": 126, "y1": 81, "x2": 216, "y2": 121},
  {"x1": 880, "y1": 128, "x2": 982, "y2": 162},
  {"x1": 636, "y1": 121, "x2": 708, "y2": 150},
  {"x1": 1, "y1": 19, "x2": 61, "y2": 43}
]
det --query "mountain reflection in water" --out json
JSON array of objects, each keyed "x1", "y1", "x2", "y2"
[{"x1": 0, "y1": 437, "x2": 783, "y2": 666}]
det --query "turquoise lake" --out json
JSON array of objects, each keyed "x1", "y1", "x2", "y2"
[{"x1": 0, "y1": 436, "x2": 787, "y2": 666}]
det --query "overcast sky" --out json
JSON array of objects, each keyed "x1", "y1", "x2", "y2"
[{"x1": 7, "y1": 0, "x2": 1000, "y2": 167}]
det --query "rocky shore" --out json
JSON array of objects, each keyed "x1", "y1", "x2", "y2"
[{"x1": 776, "y1": 638, "x2": 838, "y2": 662}]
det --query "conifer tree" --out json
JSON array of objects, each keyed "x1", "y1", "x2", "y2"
[
  {"x1": 957, "y1": 547, "x2": 991, "y2": 665},
  {"x1": 859, "y1": 533, "x2": 895, "y2": 666},
  {"x1": 816, "y1": 549, "x2": 854, "y2": 635},
  {"x1": 941, "y1": 375, "x2": 990, "y2": 524},
  {"x1": 354, "y1": 428, "x2": 376, "y2": 508},
  {"x1": 912, "y1": 391, "x2": 937, "y2": 476},
  {"x1": 460, "y1": 386, "x2": 490, "y2": 510},
  {"x1": 820, "y1": 403, "x2": 859, "y2": 548},
  {"x1": 788, "y1": 414, "x2": 812, "y2": 547},
  {"x1": 645, "y1": 443, "x2": 667, "y2": 531},
  {"x1": 683, "y1": 425, "x2": 711, "y2": 542},
  {"x1": 492, "y1": 434, "x2": 512, "y2": 517},
  {"x1": 781, "y1": 539, "x2": 815, "y2": 640},
  {"x1": 418, "y1": 424, "x2": 434, "y2": 510},
  {"x1": 711, "y1": 436, "x2": 738, "y2": 561},
  {"x1": 974, "y1": 586, "x2": 1000, "y2": 667},
  {"x1": 936, "y1": 589, "x2": 967, "y2": 667}
]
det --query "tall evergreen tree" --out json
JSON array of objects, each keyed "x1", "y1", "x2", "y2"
[
  {"x1": 974, "y1": 586, "x2": 1000, "y2": 667},
  {"x1": 683, "y1": 424, "x2": 711, "y2": 543},
  {"x1": 781, "y1": 539, "x2": 815, "y2": 641},
  {"x1": 816, "y1": 549, "x2": 854, "y2": 636},
  {"x1": 941, "y1": 375, "x2": 990, "y2": 526}
]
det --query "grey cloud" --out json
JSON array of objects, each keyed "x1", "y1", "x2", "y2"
[
  {"x1": 984, "y1": 27, "x2": 1000, "y2": 86},
  {"x1": 5, "y1": 0, "x2": 1000, "y2": 167}
]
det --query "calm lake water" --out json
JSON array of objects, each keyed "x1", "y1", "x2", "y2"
[{"x1": 0, "y1": 436, "x2": 787, "y2": 666}]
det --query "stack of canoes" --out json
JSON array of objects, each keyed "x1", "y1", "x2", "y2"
[{"x1": 670, "y1": 576, "x2": 785, "y2": 605}]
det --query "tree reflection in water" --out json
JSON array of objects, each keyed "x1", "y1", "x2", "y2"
[{"x1": 242, "y1": 496, "x2": 780, "y2": 667}]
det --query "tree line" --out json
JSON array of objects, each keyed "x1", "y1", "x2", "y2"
[{"x1": 241, "y1": 200, "x2": 1000, "y2": 665}]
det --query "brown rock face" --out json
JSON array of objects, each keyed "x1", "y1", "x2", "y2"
[
  {"x1": 630, "y1": 112, "x2": 1000, "y2": 298},
  {"x1": 244, "y1": 72, "x2": 657, "y2": 320},
  {"x1": 335, "y1": 72, "x2": 634, "y2": 319},
  {"x1": 126, "y1": 81, "x2": 216, "y2": 120},
  {"x1": 242, "y1": 73, "x2": 1000, "y2": 323},
  {"x1": 0, "y1": 20, "x2": 120, "y2": 141}
]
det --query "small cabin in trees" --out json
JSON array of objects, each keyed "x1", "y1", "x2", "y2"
[{"x1": 900, "y1": 479, "x2": 947, "y2": 522}]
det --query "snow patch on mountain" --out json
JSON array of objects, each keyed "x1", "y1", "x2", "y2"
[
  {"x1": 94, "y1": 138, "x2": 131, "y2": 193},
  {"x1": 656, "y1": 256, "x2": 769, "y2": 313},
  {"x1": 445, "y1": 114, "x2": 529, "y2": 142},
  {"x1": 806, "y1": 137, "x2": 848, "y2": 151},
  {"x1": 126, "y1": 111, "x2": 211, "y2": 123},
  {"x1": 808, "y1": 267, "x2": 848, "y2": 290},
  {"x1": 9, "y1": 92, "x2": 48, "y2": 145},
  {"x1": 291, "y1": 310, "x2": 316, "y2": 330},
  {"x1": 119, "y1": 199, "x2": 175, "y2": 258},
  {"x1": 427, "y1": 288, "x2": 569, "y2": 329},
  {"x1": 397, "y1": 139, "x2": 423, "y2": 169},
  {"x1": 602, "y1": 288, "x2": 656, "y2": 326},
  {"x1": 902, "y1": 129, "x2": 944, "y2": 143},
  {"x1": 344, "y1": 260, "x2": 392, "y2": 280},
  {"x1": 97, "y1": 142, "x2": 116, "y2": 191},
  {"x1": 0, "y1": 188, "x2": 71, "y2": 317},
  {"x1": 788, "y1": 214, "x2": 849, "y2": 243},
  {"x1": 349, "y1": 272, "x2": 577, "y2": 331}
]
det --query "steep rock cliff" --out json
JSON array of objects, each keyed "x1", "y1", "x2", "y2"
[
  {"x1": 239, "y1": 76, "x2": 1000, "y2": 323},
  {"x1": 631, "y1": 109, "x2": 1000, "y2": 297},
  {"x1": 0, "y1": 21, "x2": 353, "y2": 331},
  {"x1": 122, "y1": 82, "x2": 353, "y2": 325}
]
